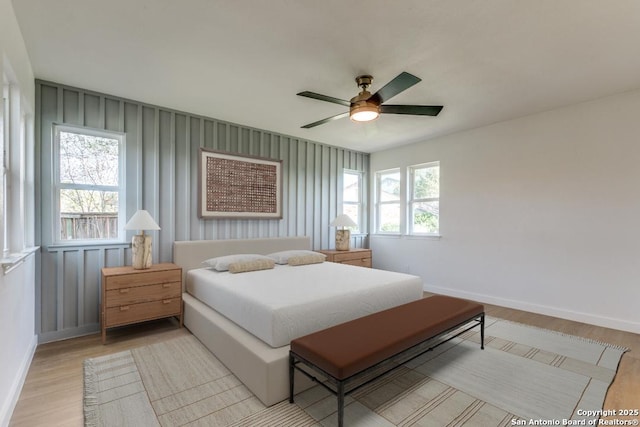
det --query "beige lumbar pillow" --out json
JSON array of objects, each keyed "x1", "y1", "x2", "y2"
[
  {"x1": 288, "y1": 253, "x2": 326, "y2": 266},
  {"x1": 228, "y1": 258, "x2": 275, "y2": 273}
]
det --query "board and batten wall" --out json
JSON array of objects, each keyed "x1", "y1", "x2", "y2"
[
  {"x1": 35, "y1": 80, "x2": 369, "y2": 343},
  {"x1": 370, "y1": 88, "x2": 640, "y2": 334}
]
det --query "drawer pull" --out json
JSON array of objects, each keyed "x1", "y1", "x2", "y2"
[
  {"x1": 119, "y1": 288, "x2": 130, "y2": 294},
  {"x1": 162, "y1": 283, "x2": 172, "y2": 288},
  {"x1": 120, "y1": 306, "x2": 130, "y2": 311},
  {"x1": 163, "y1": 299, "x2": 172, "y2": 304}
]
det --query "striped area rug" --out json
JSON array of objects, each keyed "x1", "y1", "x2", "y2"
[{"x1": 83, "y1": 317, "x2": 627, "y2": 426}]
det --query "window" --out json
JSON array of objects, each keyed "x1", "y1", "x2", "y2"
[
  {"x1": 54, "y1": 125, "x2": 125, "y2": 243},
  {"x1": 409, "y1": 162, "x2": 440, "y2": 235},
  {"x1": 1, "y1": 65, "x2": 36, "y2": 270},
  {"x1": 375, "y1": 169, "x2": 401, "y2": 233},
  {"x1": 342, "y1": 170, "x2": 362, "y2": 232}
]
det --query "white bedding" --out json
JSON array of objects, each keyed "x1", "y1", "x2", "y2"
[{"x1": 186, "y1": 262, "x2": 423, "y2": 347}]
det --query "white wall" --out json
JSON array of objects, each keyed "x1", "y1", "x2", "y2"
[
  {"x1": 0, "y1": 0, "x2": 36, "y2": 425},
  {"x1": 370, "y1": 89, "x2": 640, "y2": 334},
  {"x1": 0, "y1": 257, "x2": 36, "y2": 427}
]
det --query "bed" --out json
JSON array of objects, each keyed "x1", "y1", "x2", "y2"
[{"x1": 174, "y1": 237, "x2": 424, "y2": 406}]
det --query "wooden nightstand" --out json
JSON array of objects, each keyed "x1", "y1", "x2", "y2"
[
  {"x1": 317, "y1": 248, "x2": 372, "y2": 268},
  {"x1": 101, "y1": 262, "x2": 182, "y2": 343}
]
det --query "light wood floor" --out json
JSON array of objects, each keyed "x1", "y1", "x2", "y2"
[{"x1": 10, "y1": 301, "x2": 640, "y2": 426}]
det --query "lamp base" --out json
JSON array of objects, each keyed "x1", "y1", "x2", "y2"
[
  {"x1": 335, "y1": 230, "x2": 351, "y2": 251},
  {"x1": 131, "y1": 234, "x2": 153, "y2": 269}
]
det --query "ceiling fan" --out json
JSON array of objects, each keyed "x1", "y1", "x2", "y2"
[{"x1": 297, "y1": 72, "x2": 443, "y2": 129}]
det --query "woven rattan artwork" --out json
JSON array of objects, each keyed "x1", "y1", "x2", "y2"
[{"x1": 199, "y1": 150, "x2": 282, "y2": 218}]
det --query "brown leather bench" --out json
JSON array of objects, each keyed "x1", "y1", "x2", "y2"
[{"x1": 289, "y1": 295, "x2": 484, "y2": 427}]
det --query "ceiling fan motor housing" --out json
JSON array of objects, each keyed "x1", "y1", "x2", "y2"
[{"x1": 355, "y1": 75, "x2": 373, "y2": 89}]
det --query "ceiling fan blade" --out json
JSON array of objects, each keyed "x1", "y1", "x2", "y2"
[
  {"x1": 369, "y1": 72, "x2": 421, "y2": 105},
  {"x1": 297, "y1": 91, "x2": 350, "y2": 107},
  {"x1": 301, "y1": 112, "x2": 350, "y2": 128},
  {"x1": 380, "y1": 104, "x2": 443, "y2": 116}
]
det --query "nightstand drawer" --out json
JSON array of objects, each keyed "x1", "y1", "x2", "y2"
[
  {"x1": 105, "y1": 282, "x2": 181, "y2": 307},
  {"x1": 332, "y1": 251, "x2": 370, "y2": 263},
  {"x1": 105, "y1": 269, "x2": 181, "y2": 290},
  {"x1": 341, "y1": 257, "x2": 372, "y2": 268},
  {"x1": 106, "y1": 298, "x2": 181, "y2": 327},
  {"x1": 317, "y1": 249, "x2": 372, "y2": 268}
]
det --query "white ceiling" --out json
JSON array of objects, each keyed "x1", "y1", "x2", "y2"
[{"x1": 12, "y1": 0, "x2": 640, "y2": 153}]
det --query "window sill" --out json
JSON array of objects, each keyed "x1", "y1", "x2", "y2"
[
  {"x1": 371, "y1": 233, "x2": 402, "y2": 239},
  {"x1": 47, "y1": 241, "x2": 130, "y2": 251},
  {"x1": 406, "y1": 234, "x2": 442, "y2": 240},
  {"x1": 371, "y1": 234, "x2": 442, "y2": 240},
  {"x1": 1, "y1": 246, "x2": 40, "y2": 275}
]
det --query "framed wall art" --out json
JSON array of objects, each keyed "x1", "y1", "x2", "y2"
[{"x1": 198, "y1": 148, "x2": 282, "y2": 219}]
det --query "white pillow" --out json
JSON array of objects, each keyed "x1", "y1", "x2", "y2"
[
  {"x1": 202, "y1": 254, "x2": 274, "y2": 271},
  {"x1": 267, "y1": 250, "x2": 326, "y2": 265}
]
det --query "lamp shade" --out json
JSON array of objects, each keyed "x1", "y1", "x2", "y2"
[
  {"x1": 330, "y1": 214, "x2": 357, "y2": 229},
  {"x1": 124, "y1": 210, "x2": 160, "y2": 231},
  {"x1": 350, "y1": 101, "x2": 380, "y2": 122}
]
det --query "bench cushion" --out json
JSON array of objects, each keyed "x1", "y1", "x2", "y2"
[{"x1": 290, "y1": 295, "x2": 484, "y2": 380}]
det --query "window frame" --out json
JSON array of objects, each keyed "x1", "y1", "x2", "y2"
[
  {"x1": 408, "y1": 161, "x2": 440, "y2": 236},
  {"x1": 375, "y1": 168, "x2": 402, "y2": 234},
  {"x1": 1, "y1": 80, "x2": 9, "y2": 257},
  {"x1": 341, "y1": 169, "x2": 363, "y2": 233},
  {"x1": 52, "y1": 124, "x2": 126, "y2": 245}
]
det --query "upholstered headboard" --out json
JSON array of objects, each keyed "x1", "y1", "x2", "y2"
[{"x1": 173, "y1": 236, "x2": 311, "y2": 289}]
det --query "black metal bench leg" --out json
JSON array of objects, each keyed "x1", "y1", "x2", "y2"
[
  {"x1": 480, "y1": 313, "x2": 485, "y2": 350},
  {"x1": 337, "y1": 381, "x2": 345, "y2": 427},
  {"x1": 289, "y1": 352, "x2": 295, "y2": 403}
]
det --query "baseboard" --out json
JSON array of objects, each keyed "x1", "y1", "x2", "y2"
[
  {"x1": 38, "y1": 323, "x2": 99, "y2": 344},
  {"x1": 425, "y1": 284, "x2": 640, "y2": 334},
  {"x1": 0, "y1": 334, "x2": 37, "y2": 427}
]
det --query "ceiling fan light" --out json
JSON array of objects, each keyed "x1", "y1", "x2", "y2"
[{"x1": 350, "y1": 102, "x2": 380, "y2": 122}]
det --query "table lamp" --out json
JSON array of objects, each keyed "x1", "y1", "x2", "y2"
[
  {"x1": 124, "y1": 210, "x2": 160, "y2": 269},
  {"x1": 330, "y1": 214, "x2": 357, "y2": 251}
]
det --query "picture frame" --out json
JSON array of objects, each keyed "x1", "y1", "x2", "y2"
[{"x1": 198, "y1": 148, "x2": 283, "y2": 219}]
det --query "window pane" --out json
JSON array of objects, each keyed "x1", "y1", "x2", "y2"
[
  {"x1": 379, "y1": 203, "x2": 400, "y2": 232},
  {"x1": 60, "y1": 189, "x2": 118, "y2": 240},
  {"x1": 413, "y1": 166, "x2": 439, "y2": 199},
  {"x1": 412, "y1": 201, "x2": 439, "y2": 234},
  {"x1": 379, "y1": 171, "x2": 400, "y2": 201},
  {"x1": 342, "y1": 204, "x2": 359, "y2": 231},
  {"x1": 343, "y1": 173, "x2": 360, "y2": 203},
  {"x1": 59, "y1": 131, "x2": 119, "y2": 186}
]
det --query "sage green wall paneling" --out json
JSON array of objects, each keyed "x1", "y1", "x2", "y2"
[
  {"x1": 35, "y1": 80, "x2": 369, "y2": 342},
  {"x1": 174, "y1": 113, "x2": 190, "y2": 242},
  {"x1": 188, "y1": 117, "x2": 202, "y2": 240},
  {"x1": 158, "y1": 110, "x2": 175, "y2": 262},
  {"x1": 62, "y1": 250, "x2": 78, "y2": 329},
  {"x1": 39, "y1": 251, "x2": 55, "y2": 334},
  {"x1": 84, "y1": 93, "x2": 101, "y2": 129},
  {"x1": 82, "y1": 249, "x2": 101, "y2": 324},
  {"x1": 62, "y1": 89, "x2": 79, "y2": 124},
  {"x1": 104, "y1": 98, "x2": 121, "y2": 131}
]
